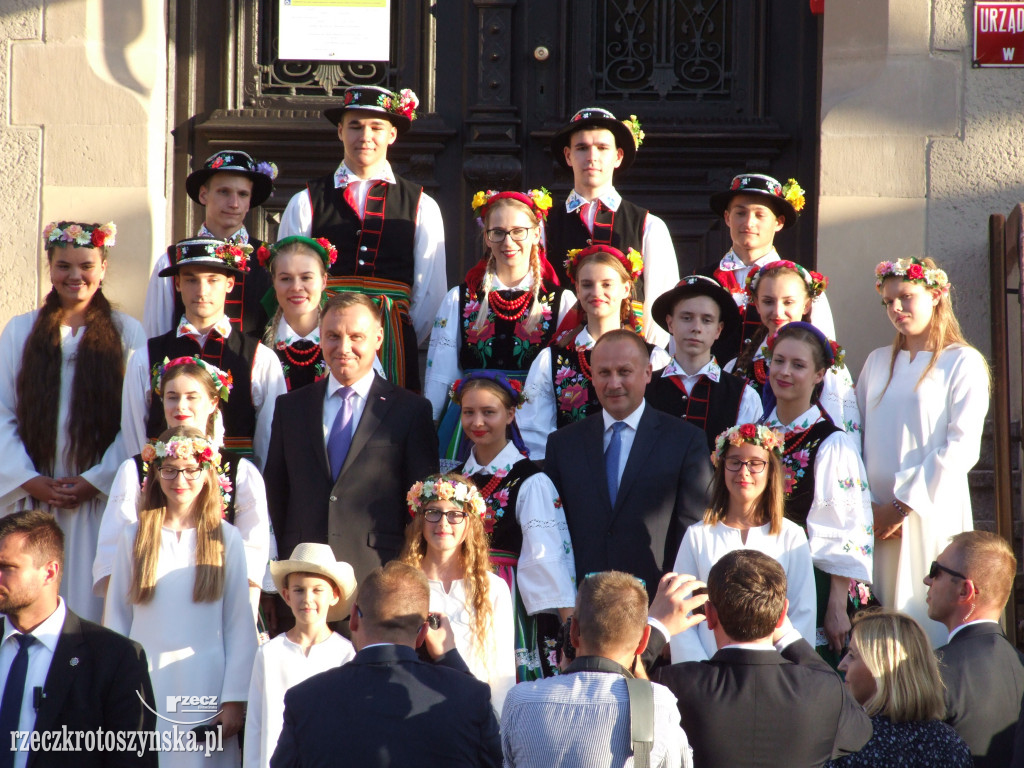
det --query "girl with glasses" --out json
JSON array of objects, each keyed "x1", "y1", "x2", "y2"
[
  {"x1": 857, "y1": 258, "x2": 989, "y2": 648},
  {"x1": 93, "y1": 357, "x2": 272, "y2": 620},
  {"x1": 669, "y1": 423, "x2": 816, "y2": 662},
  {"x1": 425, "y1": 190, "x2": 574, "y2": 469},
  {"x1": 400, "y1": 473, "x2": 515, "y2": 712},
  {"x1": 761, "y1": 322, "x2": 874, "y2": 666},
  {"x1": 103, "y1": 426, "x2": 257, "y2": 768}
]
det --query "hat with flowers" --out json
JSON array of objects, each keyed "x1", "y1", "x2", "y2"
[
  {"x1": 563, "y1": 244, "x2": 643, "y2": 285},
  {"x1": 158, "y1": 237, "x2": 252, "y2": 277},
  {"x1": 42, "y1": 221, "x2": 116, "y2": 250},
  {"x1": 186, "y1": 150, "x2": 278, "y2": 207},
  {"x1": 140, "y1": 434, "x2": 221, "y2": 471},
  {"x1": 710, "y1": 174, "x2": 805, "y2": 228},
  {"x1": 874, "y1": 257, "x2": 950, "y2": 294},
  {"x1": 151, "y1": 356, "x2": 233, "y2": 402},
  {"x1": 406, "y1": 474, "x2": 487, "y2": 519},
  {"x1": 323, "y1": 86, "x2": 419, "y2": 135},
  {"x1": 744, "y1": 260, "x2": 829, "y2": 303},
  {"x1": 712, "y1": 423, "x2": 785, "y2": 466},
  {"x1": 471, "y1": 188, "x2": 554, "y2": 224},
  {"x1": 549, "y1": 107, "x2": 641, "y2": 173}
]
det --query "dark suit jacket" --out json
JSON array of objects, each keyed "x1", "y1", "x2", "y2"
[
  {"x1": 938, "y1": 622, "x2": 1024, "y2": 768},
  {"x1": 654, "y1": 639, "x2": 872, "y2": 768},
  {"x1": 544, "y1": 402, "x2": 712, "y2": 600},
  {"x1": 270, "y1": 644, "x2": 501, "y2": 768},
  {"x1": 1, "y1": 610, "x2": 158, "y2": 768},
  {"x1": 265, "y1": 374, "x2": 438, "y2": 583}
]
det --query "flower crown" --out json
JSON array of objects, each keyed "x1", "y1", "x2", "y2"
[
  {"x1": 406, "y1": 477, "x2": 487, "y2": 519},
  {"x1": 43, "y1": 221, "x2": 116, "y2": 249},
  {"x1": 564, "y1": 245, "x2": 644, "y2": 284},
  {"x1": 257, "y1": 236, "x2": 338, "y2": 269},
  {"x1": 470, "y1": 188, "x2": 553, "y2": 224},
  {"x1": 781, "y1": 178, "x2": 806, "y2": 213},
  {"x1": 344, "y1": 87, "x2": 419, "y2": 121},
  {"x1": 765, "y1": 325, "x2": 847, "y2": 372},
  {"x1": 745, "y1": 260, "x2": 828, "y2": 302},
  {"x1": 622, "y1": 114, "x2": 645, "y2": 149},
  {"x1": 151, "y1": 356, "x2": 233, "y2": 402},
  {"x1": 874, "y1": 258, "x2": 950, "y2": 294},
  {"x1": 712, "y1": 424, "x2": 785, "y2": 466},
  {"x1": 140, "y1": 436, "x2": 220, "y2": 470},
  {"x1": 449, "y1": 374, "x2": 527, "y2": 407}
]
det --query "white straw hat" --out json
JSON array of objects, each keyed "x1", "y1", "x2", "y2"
[{"x1": 269, "y1": 543, "x2": 357, "y2": 622}]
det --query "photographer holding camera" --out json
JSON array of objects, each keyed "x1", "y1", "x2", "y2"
[{"x1": 502, "y1": 571, "x2": 701, "y2": 768}]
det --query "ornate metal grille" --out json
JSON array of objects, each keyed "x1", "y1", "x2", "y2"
[
  {"x1": 596, "y1": 0, "x2": 728, "y2": 99},
  {"x1": 254, "y1": 0, "x2": 398, "y2": 98}
]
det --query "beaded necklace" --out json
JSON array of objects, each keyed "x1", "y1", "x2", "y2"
[
  {"x1": 487, "y1": 289, "x2": 532, "y2": 322},
  {"x1": 281, "y1": 341, "x2": 321, "y2": 368}
]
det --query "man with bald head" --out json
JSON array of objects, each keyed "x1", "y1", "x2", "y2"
[{"x1": 544, "y1": 330, "x2": 712, "y2": 600}]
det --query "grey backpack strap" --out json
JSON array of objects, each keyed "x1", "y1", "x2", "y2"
[{"x1": 625, "y1": 677, "x2": 654, "y2": 768}]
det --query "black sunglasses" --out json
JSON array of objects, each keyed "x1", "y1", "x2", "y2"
[{"x1": 928, "y1": 560, "x2": 968, "y2": 581}]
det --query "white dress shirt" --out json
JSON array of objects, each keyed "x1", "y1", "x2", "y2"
[
  {"x1": 602, "y1": 400, "x2": 646, "y2": 490},
  {"x1": 322, "y1": 368, "x2": 378, "y2": 446},
  {"x1": 277, "y1": 161, "x2": 448, "y2": 345},
  {"x1": 659, "y1": 357, "x2": 763, "y2": 425},
  {"x1": 0, "y1": 598, "x2": 67, "y2": 768}
]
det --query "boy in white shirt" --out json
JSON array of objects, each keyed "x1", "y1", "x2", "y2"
[{"x1": 243, "y1": 543, "x2": 357, "y2": 768}]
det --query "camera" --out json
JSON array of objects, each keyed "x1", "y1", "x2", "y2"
[{"x1": 427, "y1": 613, "x2": 442, "y2": 630}]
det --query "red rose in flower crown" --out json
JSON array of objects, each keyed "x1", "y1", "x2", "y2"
[
  {"x1": 201, "y1": 447, "x2": 213, "y2": 461},
  {"x1": 509, "y1": 380, "x2": 523, "y2": 394},
  {"x1": 256, "y1": 245, "x2": 271, "y2": 268},
  {"x1": 906, "y1": 263, "x2": 925, "y2": 280},
  {"x1": 315, "y1": 238, "x2": 339, "y2": 267},
  {"x1": 739, "y1": 423, "x2": 757, "y2": 440},
  {"x1": 91, "y1": 229, "x2": 105, "y2": 247}
]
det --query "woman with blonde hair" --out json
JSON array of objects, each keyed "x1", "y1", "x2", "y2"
[
  {"x1": 103, "y1": 426, "x2": 256, "y2": 768},
  {"x1": 670, "y1": 423, "x2": 815, "y2": 662},
  {"x1": 826, "y1": 610, "x2": 970, "y2": 766},
  {"x1": 425, "y1": 190, "x2": 574, "y2": 468},
  {"x1": 400, "y1": 473, "x2": 515, "y2": 712},
  {"x1": 858, "y1": 258, "x2": 990, "y2": 647}
]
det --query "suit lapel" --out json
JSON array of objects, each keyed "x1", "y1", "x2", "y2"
[
  {"x1": 32, "y1": 611, "x2": 86, "y2": 739},
  {"x1": 336, "y1": 375, "x2": 395, "y2": 484},
  {"x1": 612, "y1": 407, "x2": 660, "y2": 514},
  {"x1": 309, "y1": 379, "x2": 332, "y2": 480},
  {"x1": 582, "y1": 416, "x2": 614, "y2": 511}
]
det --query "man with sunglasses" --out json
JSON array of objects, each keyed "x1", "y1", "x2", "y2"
[{"x1": 926, "y1": 531, "x2": 1024, "y2": 767}]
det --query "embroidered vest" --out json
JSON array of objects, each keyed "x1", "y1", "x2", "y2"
[
  {"x1": 133, "y1": 450, "x2": 241, "y2": 525},
  {"x1": 546, "y1": 198, "x2": 647, "y2": 289},
  {"x1": 306, "y1": 174, "x2": 421, "y2": 287},
  {"x1": 458, "y1": 283, "x2": 565, "y2": 372},
  {"x1": 645, "y1": 369, "x2": 748, "y2": 451},
  {"x1": 781, "y1": 413, "x2": 842, "y2": 530},
  {"x1": 461, "y1": 458, "x2": 541, "y2": 555},
  {"x1": 145, "y1": 330, "x2": 258, "y2": 445},
  {"x1": 168, "y1": 238, "x2": 270, "y2": 337}
]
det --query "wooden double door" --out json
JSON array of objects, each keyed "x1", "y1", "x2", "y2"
[{"x1": 173, "y1": 0, "x2": 821, "y2": 279}]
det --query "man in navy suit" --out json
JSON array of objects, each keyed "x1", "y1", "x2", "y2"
[
  {"x1": 0, "y1": 510, "x2": 156, "y2": 768},
  {"x1": 265, "y1": 292, "x2": 438, "y2": 592},
  {"x1": 929, "y1": 531, "x2": 1024, "y2": 768},
  {"x1": 271, "y1": 561, "x2": 501, "y2": 768},
  {"x1": 653, "y1": 550, "x2": 872, "y2": 768},
  {"x1": 545, "y1": 330, "x2": 712, "y2": 601}
]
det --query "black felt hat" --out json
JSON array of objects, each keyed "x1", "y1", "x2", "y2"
[
  {"x1": 323, "y1": 85, "x2": 417, "y2": 135},
  {"x1": 709, "y1": 174, "x2": 800, "y2": 228},
  {"x1": 185, "y1": 150, "x2": 277, "y2": 207},
  {"x1": 651, "y1": 274, "x2": 740, "y2": 337},
  {"x1": 549, "y1": 107, "x2": 640, "y2": 172}
]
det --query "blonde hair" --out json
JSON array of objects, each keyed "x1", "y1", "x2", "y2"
[
  {"x1": 879, "y1": 257, "x2": 989, "y2": 394},
  {"x1": 704, "y1": 445, "x2": 785, "y2": 535},
  {"x1": 399, "y1": 473, "x2": 495, "y2": 672},
  {"x1": 852, "y1": 610, "x2": 947, "y2": 722},
  {"x1": 129, "y1": 426, "x2": 226, "y2": 605},
  {"x1": 474, "y1": 198, "x2": 545, "y2": 333},
  {"x1": 263, "y1": 240, "x2": 329, "y2": 346},
  {"x1": 949, "y1": 530, "x2": 1016, "y2": 611}
]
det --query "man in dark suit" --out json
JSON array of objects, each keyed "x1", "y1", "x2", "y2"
[
  {"x1": 928, "y1": 531, "x2": 1024, "y2": 768},
  {"x1": 0, "y1": 510, "x2": 156, "y2": 768},
  {"x1": 265, "y1": 292, "x2": 438, "y2": 600},
  {"x1": 271, "y1": 561, "x2": 501, "y2": 768},
  {"x1": 653, "y1": 550, "x2": 872, "y2": 768},
  {"x1": 545, "y1": 329, "x2": 712, "y2": 600}
]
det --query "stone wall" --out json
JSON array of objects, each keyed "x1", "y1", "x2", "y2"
[{"x1": 0, "y1": 0, "x2": 167, "y2": 326}]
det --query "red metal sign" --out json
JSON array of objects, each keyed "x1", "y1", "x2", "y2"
[{"x1": 975, "y1": 2, "x2": 1024, "y2": 67}]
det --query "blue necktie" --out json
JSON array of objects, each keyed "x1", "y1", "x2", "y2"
[
  {"x1": 0, "y1": 634, "x2": 34, "y2": 768},
  {"x1": 605, "y1": 422, "x2": 627, "y2": 506},
  {"x1": 327, "y1": 387, "x2": 355, "y2": 481}
]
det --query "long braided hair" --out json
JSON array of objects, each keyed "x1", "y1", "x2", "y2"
[{"x1": 16, "y1": 233, "x2": 124, "y2": 475}]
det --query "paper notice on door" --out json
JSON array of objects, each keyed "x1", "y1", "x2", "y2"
[{"x1": 279, "y1": 0, "x2": 391, "y2": 61}]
